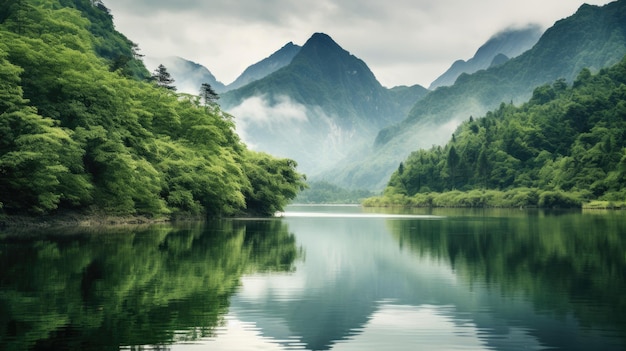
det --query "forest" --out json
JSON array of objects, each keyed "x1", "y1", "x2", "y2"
[
  {"x1": 365, "y1": 56, "x2": 626, "y2": 209},
  {"x1": 0, "y1": 0, "x2": 306, "y2": 218}
]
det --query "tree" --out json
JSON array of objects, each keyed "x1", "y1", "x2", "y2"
[
  {"x1": 476, "y1": 147, "x2": 489, "y2": 188},
  {"x1": 0, "y1": 1, "x2": 312, "y2": 218},
  {"x1": 152, "y1": 64, "x2": 176, "y2": 91},
  {"x1": 447, "y1": 145, "x2": 460, "y2": 189},
  {"x1": 200, "y1": 82, "x2": 219, "y2": 106},
  {"x1": 242, "y1": 151, "x2": 307, "y2": 216}
]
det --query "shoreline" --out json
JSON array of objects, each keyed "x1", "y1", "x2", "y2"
[
  {"x1": 0, "y1": 213, "x2": 176, "y2": 230},
  {"x1": 0, "y1": 210, "x2": 279, "y2": 230}
]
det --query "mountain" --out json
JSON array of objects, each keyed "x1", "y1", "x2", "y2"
[
  {"x1": 143, "y1": 56, "x2": 227, "y2": 95},
  {"x1": 220, "y1": 33, "x2": 427, "y2": 176},
  {"x1": 429, "y1": 25, "x2": 543, "y2": 90},
  {"x1": 326, "y1": 0, "x2": 626, "y2": 190},
  {"x1": 143, "y1": 42, "x2": 300, "y2": 96},
  {"x1": 377, "y1": 55, "x2": 626, "y2": 205},
  {"x1": 227, "y1": 42, "x2": 301, "y2": 90}
]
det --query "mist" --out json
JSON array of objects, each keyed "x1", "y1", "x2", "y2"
[
  {"x1": 143, "y1": 56, "x2": 226, "y2": 95},
  {"x1": 227, "y1": 95, "x2": 371, "y2": 177}
]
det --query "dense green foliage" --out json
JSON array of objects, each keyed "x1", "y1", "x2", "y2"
[
  {"x1": 0, "y1": 221, "x2": 299, "y2": 349},
  {"x1": 326, "y1": 1, "x2": 626, "y2": 191},
  {"x1": 294, "y1": 181, "x2": 374, "y2": 204},
  {"x1": 0, "y1": 0, "x2": 305, "y2": 217},
  {"x1": 368, "y1": 56, "x2": 626, "y2": 208}
]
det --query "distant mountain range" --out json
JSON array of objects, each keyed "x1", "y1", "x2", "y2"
[
  {"x1": 429, "y1": 25, "x2": 543, "y2": 89},
  {"x1": 145, "y1": 0, "x2": 626, "y2": 191}
]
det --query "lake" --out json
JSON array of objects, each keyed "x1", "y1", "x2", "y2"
[{"x1": 1, "y1": 205, "x2": 625, "y2": 350}]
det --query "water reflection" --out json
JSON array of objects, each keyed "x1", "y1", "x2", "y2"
[
  {"x1": 387, "y1": 210, "x2": 626, "y2": 350},
  {"x1": 223, "y1": 206, "x2": 626, "y2": 351},
  {"x1": 1, "y1": 207, "x2": 625, "y2": 350},
  {"x1": 0, "y1": 220, "x2": 300, "y2": 350}
]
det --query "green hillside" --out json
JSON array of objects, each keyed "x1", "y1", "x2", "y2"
[
  {"x1": 0, "y1": 0, "x2": 305, "y2": 218},
  {"x1": 366, "y1": 56, "x2": 626, "y2": 208},
  {"x1": 328, "y1": 0, "x2": 626, "y2": 190},
  {"x1": 379, "y1": 1, "x2": 626, "y2": 146}
]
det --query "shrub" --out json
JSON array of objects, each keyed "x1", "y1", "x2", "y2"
[{"x1": 538, "y1": 190, "x2": 582, "y2": 208}]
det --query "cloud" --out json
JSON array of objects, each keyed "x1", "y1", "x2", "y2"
[
  {"x1": 227, "y1": 95, "x2": 308, "y2": 148},
  {"x1": 226, "y1": 95, "x2": 365, "y2": 175},
  {"x1": 104, "y1": 0, "x2": 613, "y2": 87},
  {"x1": 229, "y1": 95, "x2": 308, "y2": 126}
]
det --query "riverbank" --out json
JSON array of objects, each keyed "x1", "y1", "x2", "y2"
[
  {"x1": 0, "y1": 212, "x2": 174, "y2": 229},
  {"x1": 0, "y1": 209, "x2": 280, "y2": 230},
  {"x1": 362, "y1": 189, "x2": 626, "y2": 210},
  {"x1": 582, "y1": 201, "x2": 626, "y2": 210}
]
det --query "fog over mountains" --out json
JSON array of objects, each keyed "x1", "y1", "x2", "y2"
[
  {"x1": 219, "y1": 33, "x2": 427, "y2": 175},
  {"x1": 330, "y1": 0, "x2": 626, "y2": 189},
  {"x1": 156, "y1": 0, "x2": 626, "y2": 191},
  {"x1": 428, "y1": 25, "x2": 543, "y2": 90},
  {"x1": 144, "y1": 42, "x2": 302, "y2": 95}
]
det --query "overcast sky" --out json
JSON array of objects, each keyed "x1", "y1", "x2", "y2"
[{"x1": 103, "y1": 0, "x2": 613, "y2": 88}]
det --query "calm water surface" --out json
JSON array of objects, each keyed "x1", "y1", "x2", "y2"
[{"x1": 1, "y1": 205, "x2": 625, "y2": 350}]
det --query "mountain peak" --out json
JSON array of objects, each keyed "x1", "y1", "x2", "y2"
[
  {"x1": 309, "y1": 32, "x2": 334, "y2": 41},
  {"x1": 226, "y1": 41, "x2": 301, "y2": 90},
  {"x1": 302, "y1": 32, "x2": 344, "y2": 51},
  {"x1": 291, "y1": 32, "x2": 359, "y2": 71}
]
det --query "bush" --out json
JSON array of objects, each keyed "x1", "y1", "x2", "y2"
[{"x1": 538, "y1": 190, "x2": 582, "y2": 208}]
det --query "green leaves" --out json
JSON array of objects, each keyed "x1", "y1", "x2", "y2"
[
  {"x1": 0, "y1": 0, "x2": 305, "y2": 217},
  {"x1": 0, "y1": 110, "x2": 90, "y2": 213},
  {"x1": 376, "y1": 56, "x2": 626, "y2": 207},
  {"x1": 242, "y1": 151, "x2": 307, "y2": 216}
]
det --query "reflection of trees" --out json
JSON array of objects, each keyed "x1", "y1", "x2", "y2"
[
  {"x1": 0, "y1": 220, "x2": 299, "y2": 350},
  {"x1": 388, "y1": 211, "x2": 626, "y2": 334}
]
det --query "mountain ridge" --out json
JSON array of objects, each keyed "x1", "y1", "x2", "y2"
[
  {"x1": 325, "y1": 0, "x2": 626, "y2": 190},
  {"x1": 227, "y1": 41, "x2": 301, "y2": 90},
  {"x1": 219, "y1": 32, "x2": 427, "y2": 176},
  {"x1": 429, "y1": 25, "x2": 543, "y2": 90},
  {"x1": 145, "y1": 41, "x2": 301, "y2": 95}
]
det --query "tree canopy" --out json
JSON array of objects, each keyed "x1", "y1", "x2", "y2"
[
  {"x1": 367, "y1": 56, "x2": 626, "y2": 208},
  {"x1": 0, "y1": 0, "x2": 306, "y2": 217}
]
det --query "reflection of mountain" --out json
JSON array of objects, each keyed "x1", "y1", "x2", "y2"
[
  {"x1": 228, "y1": 208, "x2": 626, "y2": 351},
  {"x1": 0, "y1": 221, "x2": 299, "y2": 350},
  {"x1": 4, "y1": 211, "x2": 624, "y2": 350},
  {"x1": 388, "y1": 211, "x2": 626, "y2": 337}
]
